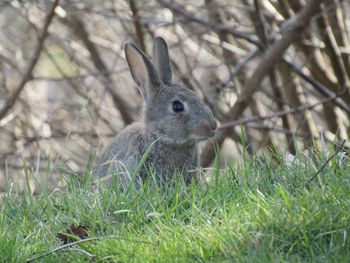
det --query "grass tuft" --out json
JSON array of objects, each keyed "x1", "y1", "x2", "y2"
[{"x1": 1, "y1": 151, "x2": 350, "y2": 262}]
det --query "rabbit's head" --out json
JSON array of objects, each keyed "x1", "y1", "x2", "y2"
[{"x1": 125, "y1": 37, "x2": 217, "y2": 145}]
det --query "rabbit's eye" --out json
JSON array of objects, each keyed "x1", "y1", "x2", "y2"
[{"x1": 172, "y1": 100, "x2": 184, "y2": 113}]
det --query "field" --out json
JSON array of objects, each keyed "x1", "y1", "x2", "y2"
[{"x1": 1, "y1": 151, "x2": 350, "y2": 262}]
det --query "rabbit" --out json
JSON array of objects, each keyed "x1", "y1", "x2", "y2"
[{"x1": 95, "y1": 37, "x2": 217, "y2": 188}]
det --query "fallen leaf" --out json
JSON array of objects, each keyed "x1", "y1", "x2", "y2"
[{"x1": 57, "y1": 224, "x2": 89, "y2": 244}]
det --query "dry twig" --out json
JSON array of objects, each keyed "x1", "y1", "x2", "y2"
[
  {"x1": 220, "y1": 96, "x2": 339, "y2": 129},
  {"x1": 303, "y1": 140, "x2": 346, "y2": 188},
  {"x1": 26, "y1": 235, "x2": 156, "y2": 262},
  {"x1": 229, "y1": 0, "x2": 323, "y2": 121},
  {"x1": 0, "y1": 0, "x2": 59, "y2": 120}
]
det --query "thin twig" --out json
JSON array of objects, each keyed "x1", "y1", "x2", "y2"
[
  {"x1": 246, "y1": 124, "x2": 309, "y2": 137},
  {"x1": 219, "y1": 96, "x2": 337, "y2": 129},
  {"x1": 228, "y1": 0, "x2": 323, "y2": 121},
  {"x1": 26, "y1": 235, "x2": 156, "y2": 262},
  {"x1": 303, "y1": 140, "x2": 346, "y2": 188},
  {"x1": 0, "y1": 0, "x2": 59, "y2": 120},
  {"x1": 222, "y1": 48, "x2": 259, "y2": 87},
  {"x1": 58, "y1": 12, "x2": 134, "y2": 124},
  {"x1": 33, "y1": 69, "x2": 128, "y2": 81},
  {"x1": 284, "y1": 59, "x2": 350, "y2": 114},
  {"x1": 158, "y1": 0, "x2": 261, "y2": 47},
  {"x1": 129, "y1": 0, "x2": 146, "y2": 52},
  {"x1": 64, "y1": 248, "x2": 96, "y2": 259}
]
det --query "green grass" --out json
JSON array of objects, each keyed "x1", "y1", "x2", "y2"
[{"x1": 1, "y1": 151, "x2": 350, "y2": 262}]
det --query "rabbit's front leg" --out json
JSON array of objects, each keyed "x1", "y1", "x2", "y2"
[{"x1": 184, "y1": 150, "x2": 200, "y2": 184}]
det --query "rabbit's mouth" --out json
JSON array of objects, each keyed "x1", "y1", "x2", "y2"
[
  {"x1": 190, "y1": 131, "x2": 216, "y2": 141},
  {"x1": 190, "y1": 120, "x2": 218, "y2": 141}
]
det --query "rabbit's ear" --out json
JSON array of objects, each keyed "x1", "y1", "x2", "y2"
[
  {"x1": 125, "y1": 41, "x2": 161, "y2": 99},
  {"x1": 152, "y1": 37, "x2": 172, "y2": 85}
]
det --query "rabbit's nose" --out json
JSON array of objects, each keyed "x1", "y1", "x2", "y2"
[{"x1": 209, "y1": 119, "x2": 217, "y2": 131}]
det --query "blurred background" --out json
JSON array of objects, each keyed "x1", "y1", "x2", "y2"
[{"x1": 0, "y1": 0, "x2": 349, "y2": 192}]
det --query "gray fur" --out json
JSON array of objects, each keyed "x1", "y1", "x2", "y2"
[
  {"x1": 95, "y1": 37, "x2": 217, "y2": 189},
  {"x1": 152, "y1": 37, "x2": 172, "y2": 84}
]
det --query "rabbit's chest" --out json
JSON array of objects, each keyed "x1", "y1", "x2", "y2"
[{"x1": 142, "y1": 143, "x2": 197, "y2": 180}]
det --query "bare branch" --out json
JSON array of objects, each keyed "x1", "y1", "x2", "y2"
[
  {"x1": 303, "y1": 140, "x2": 346, "y2": 188},
  {"x1": 0, "y1": 0, "x2": 59, "y2": 120},
  {"x1": 59, "y1": 12, "x2": 134, "y2": 125},
  {"x1": 228, "y1": 0, "x2": 323, "y2": 121},
  {"x1": 220, "y1": 96, "x2": 339, "y2": 129},
  {"x1": 284, "y1": 59, "x2": 350, "y2": 115},
  {"x1": 158, "y1": 0, "x2": 262, "y2": 47},
  {"x1": 129, "y1": 0, "x2": 146, "y2": 52}
]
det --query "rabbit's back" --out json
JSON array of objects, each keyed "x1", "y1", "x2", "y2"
[{"x1": 95, "y1": 122, "x2": 144, "y2": 179}]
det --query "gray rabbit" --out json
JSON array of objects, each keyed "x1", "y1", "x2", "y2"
[{"x1": 95, "y1": 37, "x2": 217, "y2": 188}]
